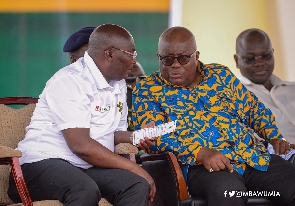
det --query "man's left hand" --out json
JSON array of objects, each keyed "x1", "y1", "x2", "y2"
[{"x1": 270, "y1": 138, "x2": 291, "y2": 155}]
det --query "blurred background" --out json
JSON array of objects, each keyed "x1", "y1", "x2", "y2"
[{"x1": 0, "y1": 0, "x2": 294, "y2": 98}]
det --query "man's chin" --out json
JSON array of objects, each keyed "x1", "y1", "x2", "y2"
[{"x1": 170, "y1": 79, "x2": 186, "y2": 87}]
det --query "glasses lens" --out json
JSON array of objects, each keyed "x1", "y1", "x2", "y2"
[
  {"x1": 177, "y1": 55, "x2": 191, "y2": 65},
  {"x1": 261, "y1": 53, "x2": 273, "y2": 61},
  {"x1": 244, "y1": 53, "x2": 273, "y2": 64},
  {"x1": 161, "y1": 56, "x2": 174, "y2": 66},
  {"x1": 244, "y1": 57, "x2": 256, "y2": 64}
]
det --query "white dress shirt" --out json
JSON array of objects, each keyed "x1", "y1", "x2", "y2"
[
  {"x1": 17, "y1": 52, "x2": 128, "y2": 169},
  {"x1": 238, "y1": 73, "x2": 295, "y2": 143}
]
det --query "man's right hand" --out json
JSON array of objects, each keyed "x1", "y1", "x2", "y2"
[
  {"x1": 197, "y1": 147, "x2": 234, "y2": 173},
  {"x1": 134, "y1": 167, "x2": 156, "y2": 202}
]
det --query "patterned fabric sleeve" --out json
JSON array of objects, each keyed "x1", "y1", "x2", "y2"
[{"x1": 222, "y1": 66, "x2": 283, "y2": 142}]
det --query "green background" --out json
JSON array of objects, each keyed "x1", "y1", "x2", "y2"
[{"x1": 0, "y1": 13, "x2": 168, "y2": 97}]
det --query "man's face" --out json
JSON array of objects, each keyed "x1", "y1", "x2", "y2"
[
  {"x1": 110, "y1": 38, "x2": 137, "y2": 81},
  {"x1": 158, "y1": 40, "x2": 199, "y2": 87},
  {"x1": 235, "y1": 37, "x2": 274, "y2": 85}
]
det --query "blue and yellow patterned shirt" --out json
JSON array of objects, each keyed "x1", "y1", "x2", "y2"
[{"x1": 132, "y1": 61, "x2": 283, "y2": 175}]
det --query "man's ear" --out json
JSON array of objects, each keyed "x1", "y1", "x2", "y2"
[
  {"x1": 196, "y1": 51, "x2": 200, "y2": 60},
  {"x1": 104, "y1": 49, "x2": 113, "y2": 61},
  {"x1": 70, "y1": 55, "x2": 77, "y2": 63},
  {"x1": 233, "y1": 54, "x2": 239, "y2": 69}
]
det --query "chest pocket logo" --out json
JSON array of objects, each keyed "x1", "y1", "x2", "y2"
[{"x1": 95, "y1": 104, "x2": 111, "y2": 113}]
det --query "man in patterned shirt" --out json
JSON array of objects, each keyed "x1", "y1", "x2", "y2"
[{"x1": 132, "y1": 26, "x2": 295, "y2": 205}]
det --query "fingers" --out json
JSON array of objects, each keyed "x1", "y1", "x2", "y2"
[
  {"x1": 270, "y1": 139, "x2": 290, "y2": 155},
  {"x1": 208, "y1": 158, "x2": 234, "y2": 173},
  {"x1": 142, "y1": 121, "x2": 155, "y2": 129},
  {"x1": 223, "y1": 158, "x2": 234, "y2": 173},
  {"x1": 149, "y1": 181, "x2": 156, "y2": 202},
  {"x1": 137, "y1": 137, "x2": 155, "y2": 151},
  {"x1": 278, "y1": 140, "x2": 290, "y2": 154},
  {"x1": 198, "y1": 148, "x2": 234, "y2": 173}
]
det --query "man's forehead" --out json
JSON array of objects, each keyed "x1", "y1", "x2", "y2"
[
  {"x1": 159, "y1": 41, "x2": 194, "y2": 54},
  {"x1": 239, "y1": 38, "x2": 271, "y2": 53}
]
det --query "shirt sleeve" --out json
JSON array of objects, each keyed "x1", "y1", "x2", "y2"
[
  {"x1": 44, "y1": 74, "x2": 91, "y2": 131},
  {"x1": 227, "y1": 68, "x2": 283, "y2": 141}
]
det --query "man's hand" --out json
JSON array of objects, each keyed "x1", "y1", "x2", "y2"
[
  {"x1": 137, "y1": 121, "x2": 156, "y2": 152},
  {"x1": 137, "y1": 137, "x2": 156, "y2": 152},
  {"x1": 141, "y1": 170, "x2": 156, "y2": 202},
  {"x1": 197, "y1": 148, "x2": 234, "y2": 173},
  {"x1": 270, "y1": 138, "x2": 291, "y2": 155}
]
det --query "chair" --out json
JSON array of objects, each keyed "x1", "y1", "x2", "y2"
[
  {"x1": 0, "y1": 97, "x2": 137, "y2": 206},
  {"x1": 141, "y1": 152, "x2": 277, "y2": 206}
]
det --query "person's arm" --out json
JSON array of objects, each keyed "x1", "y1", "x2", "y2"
[
  {"x1": 114, "y1": 130, "x2": 133, "y2": 145},
  {"x1": 228, "y1": 68, "x2": 289, "y2": 154}
]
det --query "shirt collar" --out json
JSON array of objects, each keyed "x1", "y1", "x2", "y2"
[
  {"x1": 83, "y1": 51, "x2": 112, "y2": 90},
  {"x1": 83, "y1": 51, "x2": 125, "y2": 93},
  {"x1": 238, "y1": 73, "x2": 293, "y2": 87},
  {"x1": 237, "y1": 73, "x2": 253, "y2": 85}
]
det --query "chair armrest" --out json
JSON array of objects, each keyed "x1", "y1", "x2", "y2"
[
  {"x1": 0, "y1": 145, "x2": 22, "y2": 159},
  {"x1": 114, "y1": 143, "x2": 138, "y2": 154},
  {"x1": 114, "y1": 143, "x2": 139, "y2": 163},
  {"x1": 0, "y1": 146, "x2": 33, "y2": 205}
]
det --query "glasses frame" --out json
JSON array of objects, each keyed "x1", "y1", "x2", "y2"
[
  {"x1": 107, "y1": 46, "x2": 137, "y2": 59},
  {"x1": 157, "y1": 49, "x2": 197, "y2": 66},
  {"x1": 236, "y1": 50, "x2": 274, "y2": 64}
]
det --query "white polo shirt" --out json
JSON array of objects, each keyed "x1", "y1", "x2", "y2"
[
  {"x1": 17, "y1": 52, "x2": 128, "y2": 169},
  {"x1": 238, "y1": 73, "x2": 295, "y2": 143}
]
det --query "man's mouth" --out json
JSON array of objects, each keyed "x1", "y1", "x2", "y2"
[
  {"x1": 254, "y1": 69, "x2": 267, "y2": 75},
  {"x1": 170, "y1": 73, "x2": 182, "y2": 78}
]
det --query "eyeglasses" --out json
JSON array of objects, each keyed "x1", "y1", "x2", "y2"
[
  {"x1": 236, "y1": 50, "x2": 274, "y2": 64},
  {"x1": 157, "y1": 50, "x2": 197, "y2": 66},
  {"x1": 109, "y1": 47, "x2": 137, "y2": 59}
]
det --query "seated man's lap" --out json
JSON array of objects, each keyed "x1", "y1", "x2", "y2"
[
  {"x1": 188, "y1": 165, "x2": 247, "y2": 205},
  {"x1": 243, "y1": 154, "x2": 295, "y2": 205},
  {"x1": 9, "y1": 158, "x2": 101, "y2": 203},
  {"x1": 85, "y1": 166, "x2": 149, "y2": 198}
]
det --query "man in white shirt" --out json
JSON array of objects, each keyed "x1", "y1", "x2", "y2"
[
  {"x1": 234, "y1": 28, "x2": 295, "y2": 146},
  {"x1": 8, "y1": 24, "x2": 155, "y2": 206}
]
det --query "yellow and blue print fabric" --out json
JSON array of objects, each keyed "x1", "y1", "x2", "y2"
[{"x1": 132, "y1": 61, "x2": 283, "y2": 175}]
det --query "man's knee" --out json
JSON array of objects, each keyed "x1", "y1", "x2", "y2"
[
  {"x1": 63, "y1": 178, "x2": 101, "y2": 205},
  {"x1": 133, "y1": 179, "x2": 150, "y2": 197}
]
